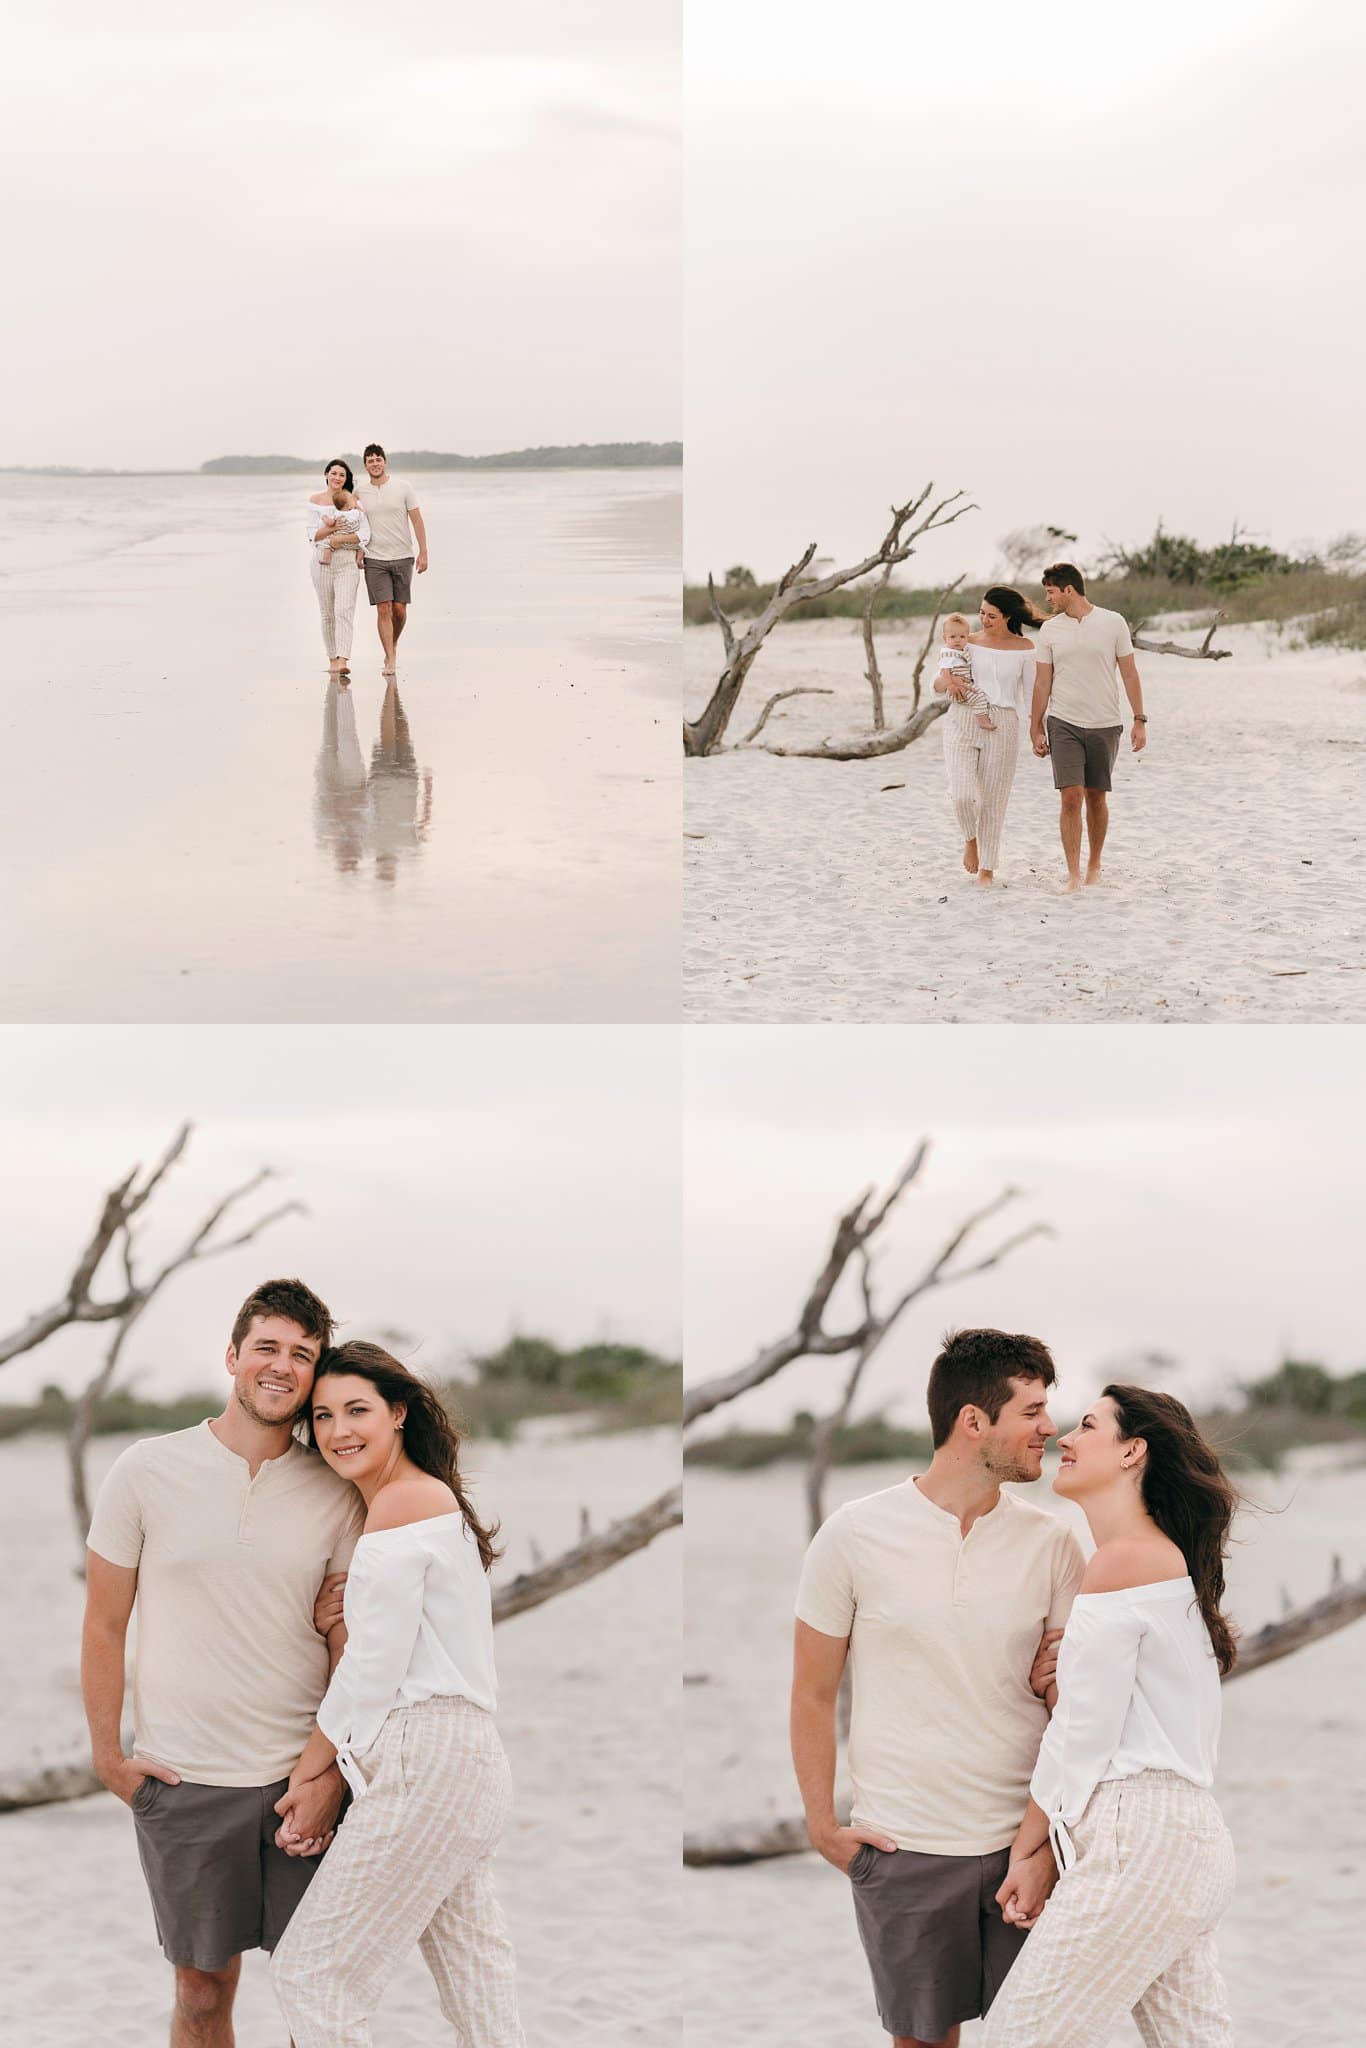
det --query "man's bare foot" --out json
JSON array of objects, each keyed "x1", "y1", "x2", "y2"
[
  {"x1": 1063, "y1": 875, "x2": 1083, "y2": 895},
  {"x1": 977, "y1": 870, "x2": 994, "y2": 886},
  {"x1": 963, "y1": 839, "x2": 979, "y2": 875},
  {"x1": 1085, "y1": 865, "x2": 1103, "y2": 886},
  {"x1": 382, "y1": 663, "x2": 396, "y2": 677}
]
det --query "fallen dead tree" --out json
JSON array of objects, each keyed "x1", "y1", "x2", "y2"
[{"x1": 685, "y1": 488, "x2": 975, "y2": 757}]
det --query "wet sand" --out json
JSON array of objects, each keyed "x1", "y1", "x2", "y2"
[
  {"x1": 684, "y1": 616, "x2": 1366, "y2": 1023},
  {"x1": 1, "y1": 1424, "x2": 680, "y2": 2046},
  {"x1": 1, "y1": 469, "x2": 680, "y2": 1022}
]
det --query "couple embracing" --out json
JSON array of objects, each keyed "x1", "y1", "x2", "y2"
[
  {"x1": 307, "y1": 443, "x2": 428, "y2": 678},
  {"x1": 932, "y1": 565, "x2": 1149, "y2": 892},
  {"x1": 792, "y1": 1328, "x2": 1237, "y2": 2048},
  {"x1": 81, "y1": 1277, "x2": 523, "y2": 2047}
]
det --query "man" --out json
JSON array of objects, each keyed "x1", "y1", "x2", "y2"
[
  {"x1": 1030, "y1": 563, "x2": 1148, "y2": 892},
  {"x1": 354, "y1": 442, "x2": 428, "y2": 676},
  {"x1": 82, "y1": 1278, "x2": 364, "y2": 2047},
  {"x1": 790, "y1": 1329, "x2": 1086, "y2": 2048}
]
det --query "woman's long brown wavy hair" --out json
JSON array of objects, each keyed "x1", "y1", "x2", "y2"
[
  {"x1": 308, "y1": 1341, "x2": 502, "y2": 1571},
  {"x1": 1104, "y1": 1383, "x2": 1238, "y2": 1674}
]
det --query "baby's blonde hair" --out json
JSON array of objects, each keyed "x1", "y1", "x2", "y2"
[{"x1": 942, "y1": 612, "x2": 972, "y2": 634}]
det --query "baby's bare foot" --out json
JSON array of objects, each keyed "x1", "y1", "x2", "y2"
[{"x1": 975, "y1": 714, "x2": 996, "y2": 731}]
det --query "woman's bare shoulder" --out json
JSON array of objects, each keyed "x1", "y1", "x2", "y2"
[
  {"x1": 966, "y1": 631, "x2": 987, "y2": 644},
  {"x1": 365, "y1": 1474, "x2": 459, "y2": 1533},
  {"x1": 1081, "y1": 1535, "x2": 1186, "y2": 1594},
  {"x1": 309, "y1": 490, "x2": 330, "y2": 504}
]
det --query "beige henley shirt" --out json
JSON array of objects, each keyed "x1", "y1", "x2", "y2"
[
  {"x1": 796, "y1": 1477, "x2": 1086, "y2": 1855},
  {"x1": 88, "y1": 1422, "x2": 364, "y2": 1786}
]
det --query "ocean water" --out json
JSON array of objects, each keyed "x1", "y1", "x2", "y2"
[{"x1": 0, "y1": 468, "x2": 680, "y2": 1021}]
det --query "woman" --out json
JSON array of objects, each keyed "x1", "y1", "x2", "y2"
[
  {"x1": 307, "y1": 460, "x2": 371, "y2": 675},
  {"x1": 271, "y1": 1342, "x2": 524, "y2": 2047},
  {"x1": 934, "y1": 586, "x2": 1041, "y2": 886},
  {"x1": 984, "y1": 1386, "x2": 1238, "y2": 2048}
]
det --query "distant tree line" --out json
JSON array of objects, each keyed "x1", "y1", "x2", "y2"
[{"x1": 201, "y1": 442, "x2": 682, "y2": 474}]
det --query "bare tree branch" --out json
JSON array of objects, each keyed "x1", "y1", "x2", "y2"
[
  {"x1": 684, "y1": 1147, "x2": 1051, "y2": 1429},
  {"x1": 1131, "y1": 615, "x2": 1232, "y2": 661},
  {"x1": 861, "y1": 558, "x2": 897, "y2": 730},
  {"x1": 492, "y1": 1484, "x2": 681, "y2": 1623},
  {"x1": 758, "y1": 699, "x2": 949, "y2": 761},
  {"x1": 740, "y1": 687, "x2": 835, "y2": 746},
  {"x1": 685, "y1": 489, "x2": 977, "y2": 756},
  {"x1": 66, "y1": 1158, "x2": 307, "y2": 1550},
  {"x1": 0, "y1": 1127, "x2": 200, "y2": 1367}
]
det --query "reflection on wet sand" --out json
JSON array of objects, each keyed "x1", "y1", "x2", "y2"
[{"x1": 314, "y1": 679, "x2": 433, "y2": 883}]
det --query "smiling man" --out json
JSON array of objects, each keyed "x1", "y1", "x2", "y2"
[
  {"x1": 354, "y1": 442, "x2": 428, "y2": 677},
  {"x1": 790, "y1": 1329, "x2": 1086, "y2": 2048},
  {"x1": 81, "y1": 1278, "x2": 364, "y2": 2048}
]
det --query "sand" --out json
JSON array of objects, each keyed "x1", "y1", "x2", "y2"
[
  {"x1": 684, "y1": 1451, "x2": 1366, "y2": 2046},
  {"x1": 684, "y1": 616, "x2": 1366, "y2": 1022},
  {"x1": 0, "y1": 1424, "x2": 680, "y2": 2046},
  {"x1": 0, "y1": 468, "x2": 680, "y2": 1024}
]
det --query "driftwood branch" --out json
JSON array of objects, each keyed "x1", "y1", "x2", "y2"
[
  {"x1": 492, "y1": 1483, "x2": 681, "y2": 1623},
  {"x1": 0, "y1": 1126, "x2": 194, "y2": 1367},
  {"x1": 684, "y1": 1147, "x2": 1050, "y2": 1429},
  {"x1": 759, "y1": 698, "x2": 948, "y2": 760},
  {"x1": 682, "y1": 1563, "x2": 1366, "y2": 1865},
  {"x1": 861, "y1": 559, "x2": 897, "y2": 730},
  {"x1": 741, "y1": 687, "x2": 835, "y2": 746},
  {"x1": 66, "y1": 1161, "x2": 306, "y2": 1550},
  {"x1": 1131, "y1": 614, "x2": 1231, "y2": 661},
  {"x1": 685, "y1": 488, "x2": 977, "y2": 756}
]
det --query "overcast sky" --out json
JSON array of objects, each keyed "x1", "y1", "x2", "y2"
[
  {"x1": 685, "y1": 1027, "x2": 1362, "y2": 1431},
  {"x1": 1, "y1": 1027, "x2": 680, "y2": 1399},
  {"x1": 3, "y1": 2, "x2": 679, "y2": 468},
  {"x1": 686, "y1": 0, "x2": 1365, "y2": 584}
]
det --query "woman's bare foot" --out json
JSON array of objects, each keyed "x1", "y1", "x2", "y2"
[
  {"x1": 977, "y1": 870, "x2": 994, "y2": 886},
  {"x1": 329, "y1": 656, "x2": 344, "y2": 673},
  {"x1": 963, "y1": 839, "x2": 980, "y2": 875}
]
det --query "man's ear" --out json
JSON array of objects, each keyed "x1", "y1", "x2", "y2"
[
  {"x1": 225, "y1": 1345, "x2": 239, "y2": 1379},
  {"x1": 958, "y1": 1403, "x2": 986, "y2": 1441}
]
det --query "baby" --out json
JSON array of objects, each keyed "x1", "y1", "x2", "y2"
[
  {"x1": 313, "y1": 487, "x2": 366, "y2": 568},
  {"x1": 935, "y1": 614, "x2": 996, "y2": 731}
]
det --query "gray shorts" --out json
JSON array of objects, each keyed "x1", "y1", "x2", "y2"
[
  {"x1": 132, "y1": 1773, "x2": 322, "y2": 1971},
  {"x1": 363, "y1": 556, "x2": 415, "y2": 606},
  {"x1": 1047, "y1": 715, "x2": 1123, "y2": 791},
  {"x1": 847, "y1": 1841, "x2": 1028, "y2": 2040}
]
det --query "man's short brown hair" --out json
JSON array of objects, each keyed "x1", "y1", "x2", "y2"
[
  {"x1": 926, "y1": 1328, "x2": 1056, "y2": 1448},
  {"x1": 1041, "y1": 562, "x2": 1086, "y2": 596},
  {"x1": 230, "y1": 1279, "x2": 334, "y2": 1355}
]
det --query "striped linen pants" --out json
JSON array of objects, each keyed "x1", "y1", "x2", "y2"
[
  {"x1": 310, "y1": 547, "x2": 361, "y2": 659},
  {"x1": 942, "y1": 700, "x2": 1019, "y2": 870},
  {"x1": 983, "y1": 1772, "x2": 1235, "y2": 2048},
  {"x1": 272, "y1": 1696, "x2": 525, "y2": 2047}
]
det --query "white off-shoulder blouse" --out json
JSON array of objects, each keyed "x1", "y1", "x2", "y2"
[
  {"x1": 966, "y1": 642, "x2": 1036, "y2": 712},
  {"x1": 1030, "y1": 1576, "x2": 1221, "y2": 1871},
  {"x1": 317, "y1": 1512, "x2": 497, "y2": 1798}
]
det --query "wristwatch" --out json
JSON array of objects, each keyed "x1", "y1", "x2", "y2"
[{"x1": 1133, "y1": 715, "x2": 1148, "y2": 724}]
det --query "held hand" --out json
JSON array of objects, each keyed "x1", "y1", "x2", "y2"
[
  {"x1": 313, "y1": 1572, "x2": 347, "y2": 1636},
  {"x1": 1028, "y1": 1627, "x2": 1064, "y2": 1700},
  {"x1": 1031, "y1": 726, "x2": 1050, "y2": 758},
  {"x1": 944, "y1": 676, "x2": 971, "y2": 701},
  {"x1": 100, "y1": 1753, "x2": 181, "y2": 1807},
  {"x1": 996, "y1": 1845, "x2": 1058, "y2": 1930},
  {"x1": 809, "y1": 1820, "x2": 898, "y2": 1874},
  {"x1": 416, "y1": 551, "x2": 429, "y2": 574},
  {"x1": 1131, "y1": 720, "x2": 1147, "y2": 753},
  {"x1": 275, "y1": 1765, "x2": 343, "y2": 1858}
]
